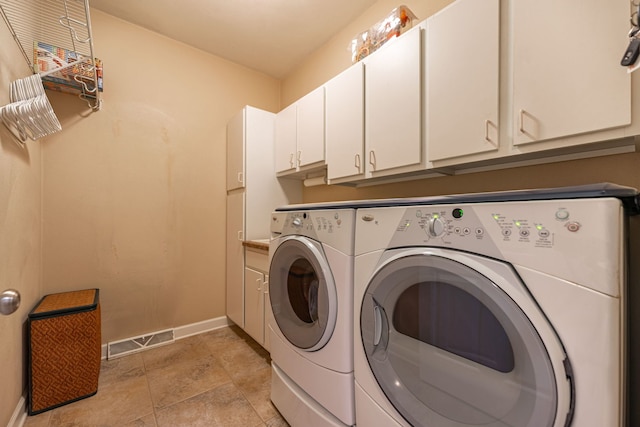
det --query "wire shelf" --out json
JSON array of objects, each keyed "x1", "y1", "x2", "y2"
[{"x1": 0, "y1": 0, "x2": 102, "y2": 110}]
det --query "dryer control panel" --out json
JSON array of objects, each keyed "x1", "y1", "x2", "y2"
[{"x1": 356, "y1": 198, "x2": 624, "y2": 297}]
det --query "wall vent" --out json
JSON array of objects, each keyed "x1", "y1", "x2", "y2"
[{"x1": 107, "y1": 329, "x2": 175, "y2": 359}]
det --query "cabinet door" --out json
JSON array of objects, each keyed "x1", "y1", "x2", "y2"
[
  {"x1": 296, "y1": 86, "x2": 325, "y2": 169},
  {"x1": 365, "y1": 26, "x2": 422, "y2": 173},
  {"x1": 275, "y1": 103, "x2": 297, "y2": 174},
  {"x1": 326, "y1": 63, "x2": 365, "y2": 182},
  {"x1": 244, "y1": 266, "x2": 265, "y2": 345},
  {"x1": 226, "y1": 191, "x2": 244, "y2": 327},
  {"x1": 512, "y1": 0, "x2": 630, "y2": 146},
  {"x1": 426, "y1": 0, "x2": 499, "y2": 161},
  {"x1": 226, "y1": 109, "x2": 245, "y2": 191}
]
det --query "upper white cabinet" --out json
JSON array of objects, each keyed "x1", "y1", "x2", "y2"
[
  {"x1": 275, "y1": 86, "x2": 326, "y2": 176},
  {"x1": 275, "y1": 103, "x2": 297, "y2": 175},
  {"x1": 365, "y1": 25, "x2": 424, "y2": 178},
  {"x1": 287, "y1": 0, "x2": 635, "y2": 183},
  {"x1": 297, "y1": 86, "x2": 326, "y2": 169},
  {"x1": 325, "y1": 62, "x2": 365, "y2": 183},
  {"x1": 511, "y1": 0, "x2": 630, "y2": 147},
  {"x1": 425, "y1": 0, "x2": 500, "y2": 161}
]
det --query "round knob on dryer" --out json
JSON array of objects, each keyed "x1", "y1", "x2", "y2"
[
  {"x1": 292, "y1": 217, "x2": 303, "y2": 227},
  {"x1": 428, "y1": 216, "x2": 446, "y2": 237}
]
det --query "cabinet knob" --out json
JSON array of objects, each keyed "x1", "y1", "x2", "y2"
[{"x1": 369, "y1": 150, "x2": 376, "y2": 170}]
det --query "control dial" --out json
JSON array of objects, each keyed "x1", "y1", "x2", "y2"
[
  {"x1": 428, "y1": 216, "x2": 446, "y2": 237},
  {"x1": 292, "y1": 217, "x2": 303, "y2": 228}
]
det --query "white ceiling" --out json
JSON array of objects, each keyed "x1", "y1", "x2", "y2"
[{"x1": 89, "y1": 0, "x2": 378, "y2": 79}]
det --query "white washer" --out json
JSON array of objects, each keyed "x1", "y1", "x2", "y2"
[
  {"x1": 268, "y1": 206, "x2": 356, "y2": 426},
  {"x1": 353, "y1": 185, "x2": 638, "y2": 427}
]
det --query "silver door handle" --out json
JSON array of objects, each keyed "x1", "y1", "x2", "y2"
[
  {"x1": 372, "y1": 300, "x2": 388, "y2": 350},
  {"x1": 369, "y1": 150, "x2": 376, "y2": 170},
  {"x1": 519, "y1": 109, "x2": 526, "y2": 134},
  {"x1": 0, "y1": 289, "x2": 20, "y2": 315}
]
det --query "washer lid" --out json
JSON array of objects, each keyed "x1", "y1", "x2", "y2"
[
  {"x1": 269, "y1": 236, "x2": 338, "y2": 351},
  {"x1": 360, "y1": 248, "x2": 573, "y2": 427}
]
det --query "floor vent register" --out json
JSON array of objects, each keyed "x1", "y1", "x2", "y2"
[{"x1": 107, "y1": 329, "x2": 174, "y2": 359}]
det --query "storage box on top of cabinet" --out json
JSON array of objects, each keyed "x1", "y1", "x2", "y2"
[{"x1": 27, "y1": 289, "x2": 101, "y2": 415}]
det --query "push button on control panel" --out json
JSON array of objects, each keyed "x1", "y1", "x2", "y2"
[
  {"x1": 555, "y1": 209, "x2": 570, "y2": 221},
  {"x1": 566, "y1": 221, "x2": 581, "y2": 232}
]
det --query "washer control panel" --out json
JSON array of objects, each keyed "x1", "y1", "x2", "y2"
[{"x1": 271, "y1": 209, "x2": 356, "y2": 255}]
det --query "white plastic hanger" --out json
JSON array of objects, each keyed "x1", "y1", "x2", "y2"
[{"x1": 2, "y1": 74, "x2": 61, "y2": 143}]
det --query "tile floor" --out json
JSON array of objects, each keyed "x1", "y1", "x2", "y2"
[{"x1": 24, "y1": 325, "x2": 290, "y2": 427}]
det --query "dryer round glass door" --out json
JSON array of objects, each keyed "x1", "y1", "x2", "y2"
[
  {"x1": 360, "y1": 249, "x2": 572, "y2": 427},
  {"x1": 269, "y1": 236, "x2": 338, "y2": 351}
]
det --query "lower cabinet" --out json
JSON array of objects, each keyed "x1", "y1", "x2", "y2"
[{"x1": 244, "y1": 246, "x2": 270, "y2": 351}]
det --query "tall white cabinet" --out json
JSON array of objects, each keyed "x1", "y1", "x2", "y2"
[{"x1": 226, "y1": 106, "x2": 301, "y2": 331}]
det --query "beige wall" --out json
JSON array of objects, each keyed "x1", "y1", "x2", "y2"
[
  {"x1": 2, "y1": 8, "x2": 282, "y2": 421},
  {"x1": 0, "y1": 21, "x2": 43, "y2": 427},
  {"x1": 40, "y1": 9, "x2": 281, "y2": 347}
]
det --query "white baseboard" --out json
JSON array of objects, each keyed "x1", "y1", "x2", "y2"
[
  {"x1": 101, "y1": 315, "x2": 230, "y2": 359},
  {"x1": 174, "y1": 316, "x2": 231, "y2": 340},
  {"x1": 8, "y1": 396, "x2": 26, "y2": 427}
]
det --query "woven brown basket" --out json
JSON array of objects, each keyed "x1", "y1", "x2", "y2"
[{"x1": 28, "y1": 289, "x2": 101, "y2": 415}]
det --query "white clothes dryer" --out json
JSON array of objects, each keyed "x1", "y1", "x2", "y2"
[
  {"x1": 268, "y1": 206, "x2": 356, "y2": 427},
  {"x1": 352, "y1": 184, "x2": 639, "y2": 427}
]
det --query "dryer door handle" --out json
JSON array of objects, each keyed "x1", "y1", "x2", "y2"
[{"x1": 373, "y1": 301, "x2": 389, "y2": 351}]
